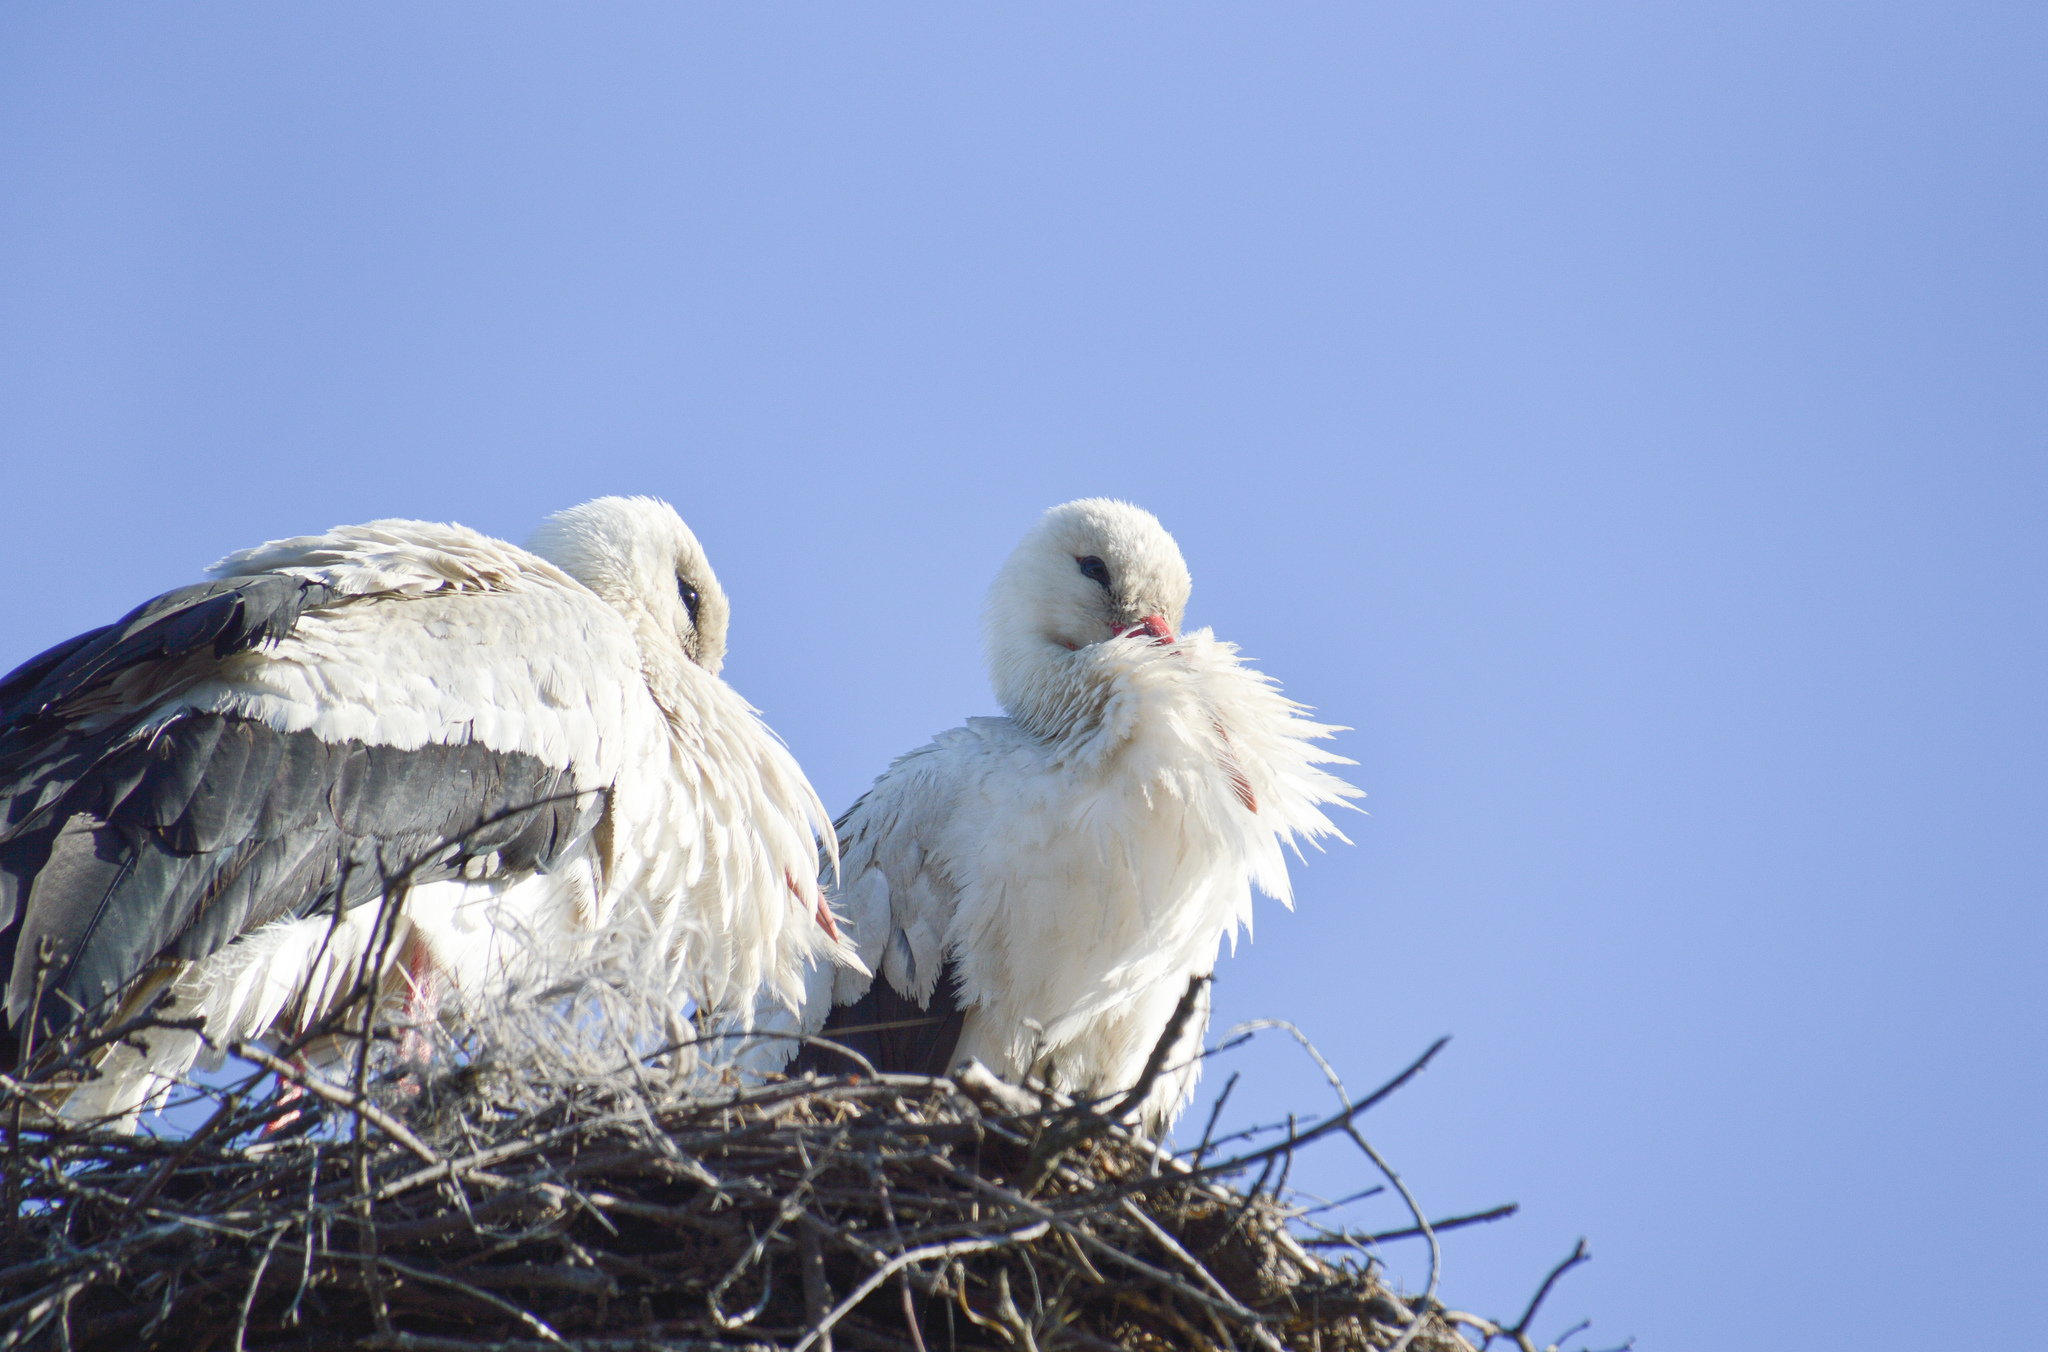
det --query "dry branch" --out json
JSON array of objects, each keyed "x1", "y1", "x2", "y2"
[{"x1": 1, "y1": 975, "x2": 1605, "y2": 1351}]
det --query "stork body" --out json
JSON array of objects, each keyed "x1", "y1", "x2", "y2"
[
  {"x1": 0, "y1": 498, "x2": 840, "y2": 1119},
  {"x1": 777, "y1": 499, "x2": 1359, "y2": 1130}
]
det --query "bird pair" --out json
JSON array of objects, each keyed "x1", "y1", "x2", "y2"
[{"x1": 0, "y1": 496, "x2": 1359, "y2": 1129}]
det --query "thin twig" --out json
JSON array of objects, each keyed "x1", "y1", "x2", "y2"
[
  {"x1": 1109, "y1": 975, "x2": 1210, "y2": 1122},
  {"x1": 1302, "y1": 1202, "x2": 1521, "y2": 1247},
  {"x1": 792, "y1": 1225, "x2": 1054, "y2": 1352},
  {"x1": 232, "y1": 1042, "x2": 441, "y2": 1167},
  {"x1": 1347, "y1": 1125, "x2": 1438, "y2": 1352},
  {"x1": 1504, "y1": 1238, "x2": 1591, "y2": 1350}
]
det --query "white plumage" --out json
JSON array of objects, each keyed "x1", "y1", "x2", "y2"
[
  {"x1": 772, "y1": 499, "x2": 1360, "y2": 1129},
  {"x1": 0, "y1": 497, "x2": 846, "y2": 1119}
]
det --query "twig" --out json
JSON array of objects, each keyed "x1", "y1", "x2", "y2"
[
  {"x1": 1109, "y1": 974, "x2": 1210, "y2": 1122},
  {"x1": 230, "y1": 1222, "x2": 287, "y2": 1352},
  {"x1": 792, "y1": 1225, "x2": 1053, "y2": 1352},
  {"x1": 1348, "y1": 1125, "x2": 1438, "y2": 1352},
  {"x1": 232, "y1": 1042, "x2": 442, "y2": 1167},
  {"x1": 1185, "y1": 1037, "x2": 1449, "y2": 1184},
  {"x1": 1302, "y1": 1202, "x2": 1521, "y2": 1247},
  {"x1": 1190, "y1": 1070, "x2": 1239, "y2": 1170},
  {"x1": 1120, "y1": 1198, "x2": 1285, "y2": 1352},
  {"x1": 1501, "y1": 1238, "x2": 1591, "y2": 1351},
  {"x1": 799, "y1": 1218, "x2": 835, "y2": 1352}
]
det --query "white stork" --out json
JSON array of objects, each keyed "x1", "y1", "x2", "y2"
[
  {"x1": 767, "y1": 498, "x2": 1360, "y2": 1130},
  {"x1": 0, "y1": 496, "x2": 845, "y2": 1119}
]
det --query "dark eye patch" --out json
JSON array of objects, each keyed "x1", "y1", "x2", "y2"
[
  {"x1": 678, "y1": 576, "x2": 701, "y2": 625},
  {"x1": 1076, "y1": 556, "x2": 1111, "y2": 588}
]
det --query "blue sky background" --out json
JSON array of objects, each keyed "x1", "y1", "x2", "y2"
[{"x1": 4, "y1": 6, "x2": 2043, "y2": 1347}]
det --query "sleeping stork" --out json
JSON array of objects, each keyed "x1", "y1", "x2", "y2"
[
  {"x1": 0, "y1": 496, "x2": 844, "y2": 1120},
  {"x1": 769, "y1": 499, "x2": 1360, "y2": 1131}
]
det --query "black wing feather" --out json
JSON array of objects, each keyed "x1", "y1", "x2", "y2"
[
  {"x1": 801, "y1": 958, "x2": 967, "y2": 1078},
  {"x1": 0, "y1": 575, "x2": 339, "y2": 842},
  {"x1": 0, "y1": 574, "x2": 602, "y2": 1065},
  {"x1": 0, "y1": 574, "x2": 336, "y2": 726},
  {"x1": 3, "y1": 713, "x2": 600, "y2": 1059},
  {"x1": 0, "y1": 626, "x2": 112, "y2": 715}
]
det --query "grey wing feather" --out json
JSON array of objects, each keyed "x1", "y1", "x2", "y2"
[
  {"x1": 0, "y1": 574, "x2": 335, "y2": 727},
  {"x1": 0, "y1": 575, "x2": 598, "y2": 1062},
  {"x1": 0, "y1": 575, "x2": 338, "y2": 843}
]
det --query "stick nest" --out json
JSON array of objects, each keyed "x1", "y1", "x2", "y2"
[{"x1": 2, "y1": 1048, "x2": 1510, "y2": 1352}]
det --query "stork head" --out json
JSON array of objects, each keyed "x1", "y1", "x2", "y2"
[
  {"x1": 528, "y1": 496, "x2": 731, "y2": 674},
  {"x1": 982, "y1": 498, "x2": 1192, "y2": 722}
]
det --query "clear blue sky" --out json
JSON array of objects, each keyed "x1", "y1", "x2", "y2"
[{"x1": 4, "y1": 6, "x2": 2042, "y2": 1347}]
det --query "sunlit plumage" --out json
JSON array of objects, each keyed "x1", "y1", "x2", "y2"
[
  {"x1": 764, "y1": 499, "x2": 1360, "y2": 1130},
  {"x1": 0, "y1": 497, "x2": 844, "y2": 1119}
]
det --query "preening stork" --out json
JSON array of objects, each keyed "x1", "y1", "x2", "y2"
[
  {"x1": 769, "y1": 499, "x2": 1361, "y2": 1131},
  {"x1": 0, "y1": 497, "x2": 845, "y2": 1119}
]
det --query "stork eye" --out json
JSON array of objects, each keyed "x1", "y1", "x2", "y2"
[
  {"x1": 677, "y1": 577, "x2": 701, "y2": 625},
  {"x1": 1076, "y1": 556, "x2": 1111, "y2": 588}
]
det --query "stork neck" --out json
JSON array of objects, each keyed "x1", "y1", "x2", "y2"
[{"x1": 991, "y1": 639, "x2": 1121, "y2": 747}]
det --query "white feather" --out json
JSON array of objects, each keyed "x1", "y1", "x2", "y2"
[
  {"x1": 780, "y1": 499, "x2": 1360, "y2": 1130},
  {"x1": 57, "y1": 499, "x2": 848, "y2": 1121}
]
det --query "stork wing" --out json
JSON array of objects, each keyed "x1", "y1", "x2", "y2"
[
  {"x1": 0, "y1": 520, "x2": 637, "y2": 1057},
  {"x1": 796, "y1": 730, "x2": 985, "y2": 1076},
  {"x1": 0, "y1": 574, "x2": 339, "y2": 839}
]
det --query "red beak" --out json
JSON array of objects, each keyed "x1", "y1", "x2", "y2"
[{"x1": 1123, "y1": 615, "x2": 1175, "y2": 644}]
